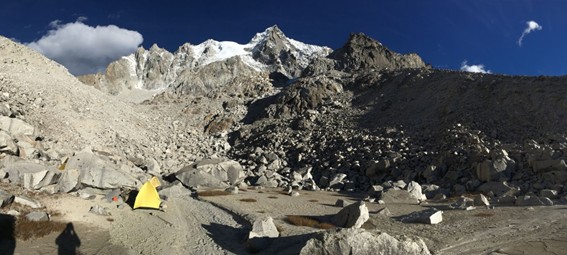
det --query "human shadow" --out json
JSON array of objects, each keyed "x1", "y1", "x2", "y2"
[
  {"x1": 55, "y1": 223, "x2": 81, "y2": 255},
  {"x1": 0, "y1": 213, "x2": 16, "y2": 255}
]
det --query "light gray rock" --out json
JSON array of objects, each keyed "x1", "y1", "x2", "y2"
[
  {"x1": 58, "y1": 168, "x2": 80, "y2": 193},
  {"x1": 66, "y1": 150, "x2": 138, "y2": 189},
  {"x1": 475, "y1": 156, "x2": 514, "y2": 182},
  {"x1": 195, "y1": 158, "x2": 245, "y2": 185},
  {"x1": 0, "y1": 189, "x2": 14, "y2": 207},
  {"x1": 14, "y1": 196, "x2": 42, "y2": 208},
  {"x1": 6, "y1": 209, "x2": 20, "y2": 216},
  {"x1": 380, "y1": 189, "x2": 419, "y2": 204},
  {"x1": 0, "y1": 130, "x2": 17, "y2": 155},
  {"x1": 300, "y1": 228, "x2": 431, "y2": 255},
  {"x1": 247, "y1": 216, "x2": 279, "y2": 252},
  {"x1": 5, "y1": 162, "x2": 58, "y2": 190},
  {"x1": 78, "y1": 189, "x2": 96, "y2": 200},
  {"x1": 89, "y1": 204, "x2": 111, "y2": 216},
  {"x1": 332, "y1": 201, "x2": 369, "y2": 228},
  {"x1": 0, "y1": 116, "x2": 38, "y2": 139},
  {"x1": 158, "y1": 183, "x2": 192, "y2": 199},
  {"x1": 328, "y1": 173, "x2": 347, "y2": 189},
  {"x1": 225, "y1": 186, "x2": 239, "y2": 195},
  {"x1": 401, "y1": 208, "x2": 443, "y2": 224},
  {"x1": 25, "y1": 211, "x2": 49, "y2": 222},
  {"x1": 515, "y1": 195, "x2": 553, "y2": 206},
  {"x1": 175, "y1": 167, "x2": 229, "y2": 189},
  {"x1": 406, "y1": 181, "x2": 427, "y2": 201}
]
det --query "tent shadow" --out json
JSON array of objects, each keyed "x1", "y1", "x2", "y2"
[{"x1": 0, "y1": 213, "x2": 16, "y2": 255}]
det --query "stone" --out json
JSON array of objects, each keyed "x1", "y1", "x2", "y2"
[
  {"x1": 195, "y1": 158, "x2": 245, "y2": 185},
  {"x1": 14, "y1": 196, "x2": 42, "y2": 208},
  {"x1": 25, "y1": 211, "x2": 49, "y2": 222},
  {"x1": 58, "y1": 168, "x2": 80, "y2": 193},
  {"x1": 477, "y1": 182, "x2": 519, "y2": 198},
  {"x1": 300, "y1": 228, "x2": 431, "y2": 255},
  {"x1": 401, "y1": 208, "x2": 443, "y2": 224},
  {"x1": 89, "y1": 204, "x2": 111, "y2": 216},
  {"x1": 0, "y1": 116, "x2": 38, "y2": 139},
  {"x1": 39, "y1": 184, "x2": 59, "y2": 195},
  {"x1": 380, "y1": 189, "x2": 419, "y2": 204},
  {"x1": 532, "y1": 159, "x2": 567, "y2": 173},
  {"x1": 6, "y1": 210, "x2": 20, "y2": 216},
  {"x1": 515, "y1": 195, "x2": 553, "y2": 206},
  {"x1": 66, "y1": 150, "x2": 138, "y2": 189},
  {"x1": 433, "y1": 193, "x2": 447, "y2": 201},
  {"x1": 78, "y1": 189, "x2": 96, "y2": 200},
  {"x1": 0, "y1": 189, "x2": 14, "y2": 207},
  {"x1": 474, "y1": 194, "x2": 490, "y2": 206},
  {"x1": 332, "y1": 201, "x2": 369, "y2": 228},
  {"x1": 290, "y1": 191, "x2": 300, "y2": 197},
  {"x1": 328, "y1": 173, "x2": 347, "y2": 189},
  {"x1": 406, "y1": 181, "x2": 427, "y2": 201},
  {"x1": 175, "y1": 166, "x2": 229, "y2": 189},
  {"x1": 450, "y1": 197, "x2": 475, "y2": 210},
  {"x1": 539, "y1": 189, "x2": 559, "y2": 199},
  {"x1": 5, "y1": 162, "x2": 58, "y2": 190},
  {"x1": 0, "y1": 130, "x2": 17, "y2": 155},
  {"x1": 159, "y1": 183, "x2": 192, "y2": 199},
  {"x1": 225, "y1": 186, "x2": 239, "y2": 195},
  {"x1": 247, "y1": 216, "x2": 279, "y2": 252}
]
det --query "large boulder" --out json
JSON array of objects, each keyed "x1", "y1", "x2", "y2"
[
  {"x1": 57, "y1": 168, "x2": 80, "y2": 193},
  {"x1": 380, "y1": 189, "x2": 419, "y2": 204},
  {"x1": 4, "y1": 162, "x2": 59, "y2": 190},
  {"x1": 174, "y1": 158, "x2": 244, "y2": 188},
  {"x1": 65, "y1": 150, "x2": 138, "y2": 189},
  {"x1": 0, "y1": 130, "x2": 17, "y2": 155},
  {"x1": 515, "y1": 195, "x2": 553, "y2": 206},
  {"x1": 332, "y1": 201, "x2": 369, "y2": 228},
  {"x1": 0, "y1": 116, "x2": 38, "y2": 139},
  {"x1": 300, "y1": 228, "x2": 431, "y2": 255},
  {"x1": 247, "y1": 216, "x2": 279, "y2": 252}
]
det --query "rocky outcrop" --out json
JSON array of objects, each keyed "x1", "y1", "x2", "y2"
[{"x1": 300, "y1": 228, "x2": 431, "y2": 255}]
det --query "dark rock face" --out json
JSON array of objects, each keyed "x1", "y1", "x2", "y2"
[{"x1": 329, "y1": 33, "x2": 427, "y2": 72}]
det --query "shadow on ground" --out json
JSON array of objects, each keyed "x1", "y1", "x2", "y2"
[{"x1": 202, "y1": 222, "x2": 316, "y2": 254}]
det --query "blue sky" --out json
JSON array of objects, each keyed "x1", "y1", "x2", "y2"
[{"x1": 1, "y1": 0, "x2": 565, "y2": 76}]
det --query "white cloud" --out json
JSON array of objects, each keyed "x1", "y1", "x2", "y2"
[
  {"x1": 460, "y1": 61, "x2": 491, "y2": 74},
  {"x1": 26, "y1": 18, "x2": 143, "y2": 75},
  {"x1": 517, "y1": 20, "x2": 542, "y2": 47}
]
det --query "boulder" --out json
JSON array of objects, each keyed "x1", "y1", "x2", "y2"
[
  {"x1": 25, "y1": 211, "x2": 49, "y2": 222},
  {"x1": 58, "y1": 168, "x2": 80, "y2": 193},
  {"x1": 194, "y1": 158, "x2": 245, "y2": 185},
  {"x1": 477, "y1": 181, "x2": 519, "y2": 198},
  {"x1": 89, "y1": 204, "x2": 111, "y2": 216},
  {"x1": 247, "y1": 216, "x2": 279, "y2": 252},
  {"x1": 532, "y1": 160, "x2": 567, "y2": 173},
  {"x1": 406, "y1": 181, "x2": 427, "y2": 201},
  {"x1": 474, "y1": 194, "x2": 490, "y2": 206},
  {"x1": 0, "y1": 116, "x2": 38, "y2": 139},
  {"x1": 515, "y1": 195, "x2": 553, "y2": 206},
  {"x1": 175, "y1": 167, "x2": 229, "y2": 189},
  {"x1": 401, "y1": 208, "x2": 443, "y2": 224},
  {"x1": 449, "y1": 197, "x2": 475, "y2": 210},
  {"x1": 65, "y1": 150, "x2": 138, "y2": 189},
  {"x1": 14, "y1": 196, "x2": 42, "y2": 209},
  {"x1": 332, "y1": 201, "x2": 369, "y2": 228},
  {"x1": 300, "y1": 228, "x2": 431, "y2": 255},
  {"x1": 475, "y1": 158, "x2": 513, "y2": 182},
  {"x1": 539, "y1": 189, "x2": 559, "y2": 199},
  {"x1": 0, "y1": 189, "x2": 14, "y2": 207},
  {"x1": 4, "y1": 162, "x2": 58, "y2": 190},
  {"x1": 380, "y1": 189, "x2": 419, "y2": 204},
  {"x1": 375, "y1": 207, "x2": 393, "y2": 217},
  {"x1": 0, "y1": 130, "x2": 17, "y2": 155}
]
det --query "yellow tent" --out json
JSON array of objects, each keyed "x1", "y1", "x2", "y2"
[{"x1": 133, "y1": 177, "x2": 161, "y2": 210}]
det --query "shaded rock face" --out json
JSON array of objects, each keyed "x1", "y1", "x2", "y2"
[
  {"x1": 302, "y1": 33, "x2": 427, "y2": 77},
  {"x1": 300, "y1": 228, "x2": 431, "y2": 255}
]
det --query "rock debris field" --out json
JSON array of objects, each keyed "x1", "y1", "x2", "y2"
[{"x1": 1, "y1": 26, "x2": 567, "y2": 255}]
